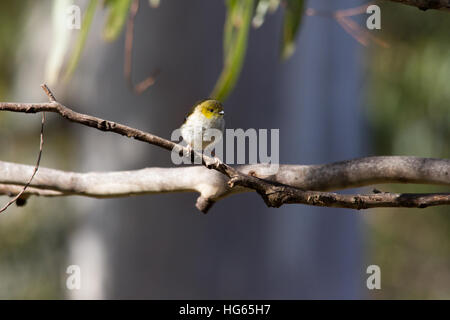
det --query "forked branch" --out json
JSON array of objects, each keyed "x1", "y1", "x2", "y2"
[{"x1": 0, "y1": 85, "x2": 449, "y2": 213}]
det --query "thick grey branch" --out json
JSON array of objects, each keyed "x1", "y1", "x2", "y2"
[
  {"x1": 1, "y1": 91, "x2": 449, "y2": 213},
  {"x1": 0, "y1": 156, "x2": 448, "y2": 212}
]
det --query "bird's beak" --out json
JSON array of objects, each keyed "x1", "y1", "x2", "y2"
[{"x1": 219, "y1": 110, "x2": 225, "y2": 115}]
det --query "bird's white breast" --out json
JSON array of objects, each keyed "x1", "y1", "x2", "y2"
[{"x1": 181, "y1": 112, "x2": 225, "y2": 150}]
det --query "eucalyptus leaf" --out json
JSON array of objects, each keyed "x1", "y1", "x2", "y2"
[
  {"x1": 253, "y1": 0, "x2": 279, "y2": 28},
  {"x1": 64, "y1": 0, "x2": 98, "y2": 81},
  {"x1": 280, "y1": 0, "x2": 305, "y2": 60},
  {"x1": 223, "y1": 0, "x2": 238, "y2": 59},
  {"x1": 103, "y1": 0, "x2": 132, "y2": 41},
  {"x1": 149, "y1": 0, "x2": 160, "y2": 8},
  {"x1": 212, "y1": 0, "x2": 254, "y2": 101},
  {"x1": 268, "y1": 0, "x2": 280, "y2": 12}
]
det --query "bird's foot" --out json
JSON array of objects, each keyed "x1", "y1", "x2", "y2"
[
  {"x1": 185, "y1": 145, "x2": 194, "y2": 163},
  {"x1": 205, "y1": 156, "x2": 221, "y2": 169}
]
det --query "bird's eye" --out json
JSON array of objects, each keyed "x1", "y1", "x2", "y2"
[{"x1": 209, "y1": 108, "x2": 214, "y2": 112}]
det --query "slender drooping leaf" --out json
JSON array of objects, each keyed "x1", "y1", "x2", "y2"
[
  {"x1": 222, "y1": 0, "x2": 238, "y2": 59},
  {"x1": 211, "y1": 0, "x2": 254, "y2": 101},
  {"x1": 252, "y1": 0, "x2": 280, "y2": 28},
  {"x1": 46, "y1": 0, "x2": 72, "y2": 86},
  {"x1": 103, "y1": 0, "x2": 132, "y2": 41},
  {"x1": 148, "y1": 0, "x2": 160, "y2": 8},
  {"x1": 64, "y1": 0, "x2": 98, "y2": 81},
  {"x1": 280, "y1": 0, "x2": 305, "y2": 60}
]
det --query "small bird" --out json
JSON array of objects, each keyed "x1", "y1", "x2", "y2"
[{"x1": 180, "y1": 99, "x2": 225, "y2": 153}]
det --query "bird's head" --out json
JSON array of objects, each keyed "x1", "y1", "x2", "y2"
[{"x1": 195, "y1": 99, "x2": 224, "y2": 119}]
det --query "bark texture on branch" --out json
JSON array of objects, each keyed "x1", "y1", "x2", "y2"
[
  {"x1": 227, "y1": 171, "x2": 449, "y2": 210},
  {"x1": 1, "y1": 157, "x2": 448, "y2": 196},
  {"x1": 387, "y1": 0, "x2": 450, "y2": 11},
  {"x1": 1, "y1": 92, "x2": 449, "y2": 213},
  {"x1": 0, "y1": 101, "x2": 179, "y2": 153},
  {"x1": 0, "y1": 156, "x2": 449, "y2": 212}
]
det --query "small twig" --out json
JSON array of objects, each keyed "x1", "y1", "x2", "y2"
[
  {"x1": 335, "y1": 3, "x2": 374, "y2": 17},
  {"x1": 124, "y1": 0, "x2": 139, "y2": 83},
  {"x1": 306, "y1": 2, "x2": 389, "y2": 48},
  {"x1": 0, "y1": 85, "x2": 49, "y2": 213},
  {"x1": 336, "y1": 16, "x2": 389, "y2": 48},
  {"x1": 41, "y1": 83, "x2": 56, "y2": 102},
  {"x1": 124, "y1": 0, "x2": 159, "y2": 94},
  {"x1": 306, "y1": 3, "x2": 372, "y2": 18}
]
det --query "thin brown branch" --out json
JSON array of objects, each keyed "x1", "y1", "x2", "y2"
[
  {"x1": 0, "y1": 183, "x2": 63, "y2": 197},
  {"x1": 124, "y1": 0, "x2": 159, "y2": 94},
  {"x1": 41, "y1": 83, "x2": 56, "y2": 102},
  {"x1": 306, "y1": 2, "x2": 389, "y2": 48},
  {"x1": 335, "y1": 3, "x2": 375, "y2": 17},
  {"x1": 0, "y1": 98, "x2": 178, "y2": 153},
  {"x1": 336, "y1": 16, "x2": 389, "y2": 48},
  {"x1": 124, "y1": 0, "x2": 138, "y2": 82},
  {"x1": 0, "y1": 85, "x2": 449, "y2": 213},
  {"x1": 226, "y1": 171, "x2": 449, "y2": 209},
  {"x1": 0, "y1": 85, "x2": 49, "y2": 213},
  {"x1": 385, "y1": 0, "x2": 450, "y2": 11},
  {"x1": 306, "y1": 3, "x2": 374, "y2": 18}
]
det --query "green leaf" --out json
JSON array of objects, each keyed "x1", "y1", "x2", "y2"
[
  {"x1": 280, "y1": 0, "x2": 305, "y2": 60},
  {"x1": 222, "y1": 0, "x2": 238, "y2": 59},
  {"x1": 103, "y1": 0, "x2": 132, "y2": 42},
  {"x1": 252, "y1": 0, "x2": 280, "y2": 28},
  {"x1": 64, "y1": 0, "x2": 98, "y2": 81},
  {"x1": 211, "y1": 0, "x2": 254, "y2": 101},
  {"x1": 45, "y1": 0, "x2": 72, "y2": 86},
  {"x1": 148, "y1": 0, "x2": 160, "y2": 8}
]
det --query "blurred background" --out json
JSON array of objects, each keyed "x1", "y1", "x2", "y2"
[{"x1": 0, "y1": 0, "x2": 448, "y2": 299}]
